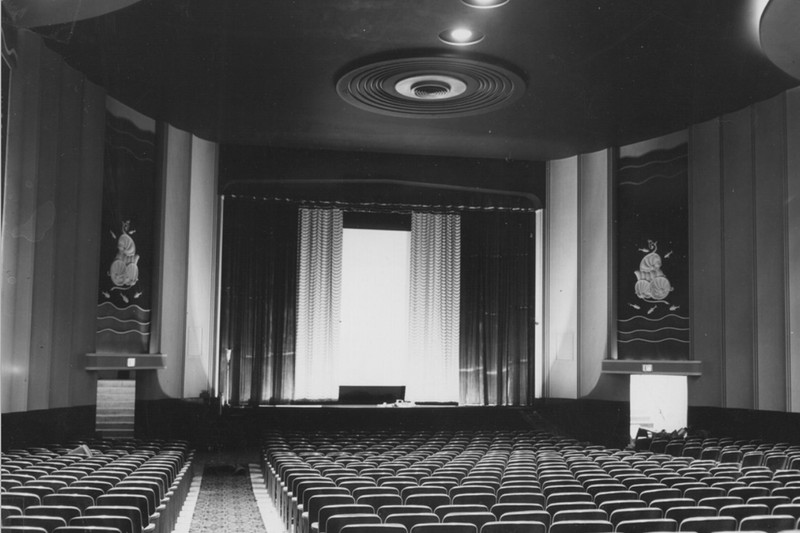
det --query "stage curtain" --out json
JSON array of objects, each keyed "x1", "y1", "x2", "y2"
[
  {"x1": 219, "y1": 198, "x2": 298, "y2": 405},
  {"x1": 460, "y1": 210, "x2": 536, "y2": 406},
  {"x1": 294, "y1": 208, "x2": 343, "y2": 400},
  {"x1": 407, "y1": 212, "x2": 461, "y2": 402}
]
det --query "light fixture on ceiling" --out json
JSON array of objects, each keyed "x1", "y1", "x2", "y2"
[
  {"x1": 461, "y1": 0, "x2": 509, "y2": 8},
  {"x1": 439, "y1": 27, "x2": 484, "y2": 46}
]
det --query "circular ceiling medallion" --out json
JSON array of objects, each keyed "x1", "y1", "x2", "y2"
[{"x1": 336, "y1": 56, "x2": 526, "y2": 118}]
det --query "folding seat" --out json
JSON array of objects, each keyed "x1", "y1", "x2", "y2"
[
  {"x1": 316, "y1": 504, "x2": 375, "y2": 533},
  {"x1": 403, "y1": 486, "x2": 447, "y2": 502},
  {"x1": 440, "y1": 512, "x2": 495, "y2": 531},
  {"x1": 489, "y1": 502, "x2": 542, "y2": 518},
  {"x1": 552, "y1": 509, "x2": 608, "y2": 523},
  {"x1": 3, "y1": 493, "x2": 42, "y2": 512},
  {"x1": 608, "y1": 507, "x2": 662, "y2": 526},
  {"x1": 615, "y1": 518, "x2": 677, "y2": 533},
  {"x1": 303, "y1": 494, "x2": 358, "y2": 533},
  {"x1": 647, "y1": 498, "x2": 694, "y2": 514},
  {"x1": 23, "y1": 506, "x2": 82, "y2": 524},
  {"x1": 683, "y1": 486, "x2": 725, "y2": 502},
  {"x1": 433, "y1": 505, "x2": 491, "y2": 522},
  {"x1": 728, "y1": 486, "x2": 770, "y2": 502},
  {"x1": 321, "y1": 513, "x2": 382, "y2": 533},
  {"x1": 597, "y1": 500, "x2": 647, "y2": 516},
  {"x1": 410, "y1": 523, "x2": 478, "y2": 533},
  {"x1": 4, "y1": 514, "x2": 67, "y2": 532},
  {"x1": 85, "y1": 505, "x2": 148, "y2": 533},
  {"x1": 617, "y1": 476, "x2": 654, "y2": 490},
  {"x1": 340, "y1": 524, "x2": 408, "y2": 533},
  {"x1": 385, "y1": 512, "x2": 440, "y2": 530},
  {"x1": 496, "y1": 493, "x2": 545, "y2": 507},
  {"x1": 547, "y1": 519, "x2": 613, "y2": 533},
  {"x1": 662, "y1": 505, "x2": 716, "y2": 524},
  {"x1": 708, "y1": 480, "x2": 744, "y2": 492},
  {"x1": 764, "y1": 454, "x2": 788, "y2": 472},
  {"x1": 357, "y1": 494, "x2": 403, "y2": 512},
  {"x1": 70, "y1": 515, "x2": 134, "y2": 533},
  {"x1": 717, "y1": 502, "x2": 769, "y2": 525},
  {"x1": 451, "y1": 494, "x2": 496, "y2": 508},
  {"x1": 546, "y1": 492, "x2": 593, "y2": 507},
  {"x1": 772, "y1": 503, "x2": 800, "y2": 523},
  {"x1": 96, "y1": 495, "x2": 153, "y2": 532},
  {"x1": 450, "y1": 486, "x2": 494, "y2": 498},
  {"x1": 773, "y1": 473, "x2": 800, "y2": 486},
  {"x1": 773, "y1": 486, "x2": 800, "y2": 499},
  {"x1": 405, "y1": 494, "x2": 450, "y2": 511},
  {"x1": 479, "y1": 520, "x2": 546, "y2": 533},
  {"x1": 41, "y1": 495, "x2": 93, "y2": 514},
  {"x1": 2, "y1": 504, "x2": 23, "y2": 523},
  {"x1": 747, "y1": 495, "x2": 790, "y2": 510},
  {"x1": 736, "y1": 514, "x2": 796, "y2": 533},
  {"x1": 546, "y1": 501, "x2": 597, "y2": 516},
  {"x1": 593, "y1": 490, "x2": 639, "y2": 507}
]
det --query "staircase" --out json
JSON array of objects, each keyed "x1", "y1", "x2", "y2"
[{"x1": 96, "y1": 379, "x2": 136, "y2": 438}]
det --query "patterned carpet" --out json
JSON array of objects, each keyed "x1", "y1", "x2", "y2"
[{"x1": 187, "y1": 452, "x2": 269, "y2": 533}]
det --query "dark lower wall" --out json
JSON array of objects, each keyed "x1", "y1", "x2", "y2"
[
  {"x1": 4, "y1": 400, "x2": 799, "y2": 452},
  {"x1": 1, "y1": 406, "x2": 96, "y2": 450}
]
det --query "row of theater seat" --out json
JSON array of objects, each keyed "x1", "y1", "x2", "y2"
[
  {"x1": 0, "y1": 439, "x2": 193, "y2": 533},
  {"x1": 262, "y1": 429, "x2": 800, "y2": 533},
  {"x1": 648, "y1": 436, "x2": 800, "y2": 471}
]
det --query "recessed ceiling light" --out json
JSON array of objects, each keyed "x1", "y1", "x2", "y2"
[
  {"x1": 439, "y1": 27, "x2": 484, "y2": 46},
  {"x1": 461, "y1": 0, "x2": 509, "y2": 8}
]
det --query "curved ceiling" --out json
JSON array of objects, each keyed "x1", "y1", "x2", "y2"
[{"x1": 25, "y1": 0, "x2": 800, "y2": 161}]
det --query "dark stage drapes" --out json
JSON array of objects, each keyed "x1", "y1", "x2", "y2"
[
  {"x1": 460, "y1": 211, "x2": 536, "y2": 406},
  {"x1": 219, "y1": 198, "x2": 298, "y2": 405}
]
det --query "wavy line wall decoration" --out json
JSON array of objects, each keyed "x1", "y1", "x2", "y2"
[
  {"x1": 95, "y1": 111, "x2": 157, "y2": 354},
  {"x1": 617, "y1": 142, "x2": 690, "y2": 360}
]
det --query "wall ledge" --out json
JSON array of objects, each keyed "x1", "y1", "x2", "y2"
[
  {"x1": 602, "y1": 359, "x2": 702, "y2": 376},
  {"x1": 86, "y1": 353, "x2": 166, "y2": 370}
]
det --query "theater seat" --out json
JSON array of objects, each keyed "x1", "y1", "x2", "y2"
[{"x1": 479, "y1": 521, "x2": 546, "y2": 533}]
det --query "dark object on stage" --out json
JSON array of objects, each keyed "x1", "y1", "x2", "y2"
[{"x1": 338, "y1": 385, "x2": 406, "y2": 404}]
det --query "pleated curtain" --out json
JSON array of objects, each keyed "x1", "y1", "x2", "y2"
[
  {"x1": 460, "y1": 210, "x2": 536, "y2": 406},
  {"x1": 219, "y1": 198, "x2": 298, "y2": 405},
  {"x1": 294, "y1": 208, "x2": 343, "y2": 401},
  {"x1": 407, "y1": 212, "x2": 461, "y2": 402}
]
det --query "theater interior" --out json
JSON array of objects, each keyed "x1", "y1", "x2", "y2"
[{"x1": 2, "y1": 1, "x2": 800, "y2": 531}]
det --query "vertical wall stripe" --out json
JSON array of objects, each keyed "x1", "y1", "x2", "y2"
[
  {"x1": 545, "y1": 156, "x2": 579, "y2": 399},
  {"x1": 753, "y1": 94, "x2": 788, "y2": 411},
  {"x1": 787, "y1": 87, "x2": 800, "y2": 413},
  {"x1": 721, "y1": 107, "x2": 756, "y2": 410},
  {"x1": 687, "y1": 118, "x2": 725, "y2": 407},
  {"x1": 578, "y1": 149, "x2": 611, "y2": 397}
]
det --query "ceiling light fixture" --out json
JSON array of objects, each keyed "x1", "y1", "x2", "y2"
[
  {"x1": 439, "y1": 27, "x2": 484, "y2": 46},
  {"x1": 461, "y1": 0, "x2": 509, "y2": 8}
]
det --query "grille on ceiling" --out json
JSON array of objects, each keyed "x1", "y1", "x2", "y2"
[{"x1": 336, "y1": 56, "x2": 526, "y2": 118}]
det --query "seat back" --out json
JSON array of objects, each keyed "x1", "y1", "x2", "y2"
[
  {"x1": 5, "y1": 515, "x2": 67, "y2": 533},
  {"x1": 677, "y1": 515, "x2": 737, "y2": 533},
  {"x1": 410, "y1": 523, "x2": 478, "y2": 533},
  {"x1": 738, "y1": 514, "x2": 796, "y2": 533},
  {"x1": 615, "y1": 518, "x2": 677, "y2": 533},
  {"x1": 480, "y1": 521, "x2": 546, "y2": 533},
  {"x1": 548, "y1": 519, "x2": 614, "y2": 533},
  {"x1": 325, "y1": 513, "x2": 381, "y2": 533}
]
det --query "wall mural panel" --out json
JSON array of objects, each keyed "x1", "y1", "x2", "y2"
[
  {"x1": 96, "y1": 111, "x2": 157, "y2": 353},
  {"x1": 617, "y1": 143, "x2": 690, "y2": 360}
]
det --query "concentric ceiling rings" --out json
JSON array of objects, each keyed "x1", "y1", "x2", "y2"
[{"x1": 336, "y1": 56, "x2": 526, "y2": 118}]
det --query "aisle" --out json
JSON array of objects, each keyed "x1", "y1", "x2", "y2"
[{"x1": 173, "y1": 451, "x2": 275, "y2": 533}]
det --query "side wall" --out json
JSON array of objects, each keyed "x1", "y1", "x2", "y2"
[
  {"x1": 1, "y1": 30, "x2": 220, "y2": 414},
  {"x1": 546, "y1": 88, "x2": 800, "y2": 412},
  {"x1": 689, "y1": 88, "x2": 800, "y2": 411},
  {"x1": 1, "y1": 29, "x2": 105, "y2": 412}
]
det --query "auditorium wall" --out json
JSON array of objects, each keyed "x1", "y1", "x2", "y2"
[
  {"x1": 545, "y1": 87, "x2": 800, "y2": 415},
  {"x1": 1, "y1": 29, "x2": 105, "y2": 412},
  {"x1": 689, "y1": 87, "x2": 800, "y2": 412}
]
